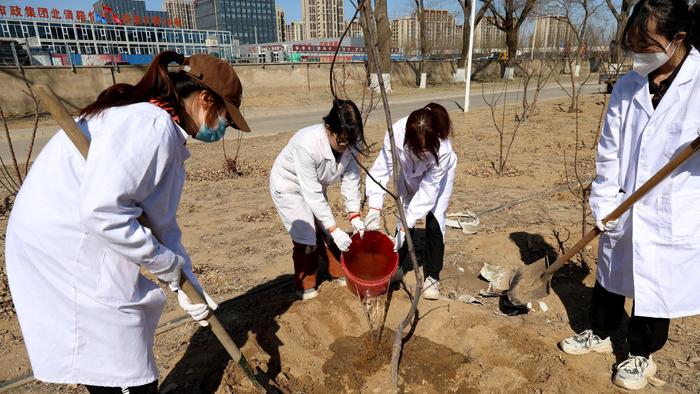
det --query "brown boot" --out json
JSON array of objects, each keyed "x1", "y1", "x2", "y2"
[
  {"x1": 292, "y1": 241, "x2": 319, "y2": 300},
  {"x1": 316, "y1": 228, "x2": 346, "y2": 285}
]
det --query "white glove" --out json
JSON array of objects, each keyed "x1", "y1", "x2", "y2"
[
  {"x1": 596, "y1": 218, "x2": 619, "y2": 232},
  {"x1": 152, "y1": 256, "x2": 185, "y2": 290},
  {"x1": 330, "y1": 227, "x2": 353, "y2": 252},
  {"x1": 177, "y1": 289, "x2": 219, "y2": 327},
  {"x1": 349, "y1": 213, "x2": 365, "y2": 238},
  {"x1": 393, "y1": 225, "x2": 406, "y2": 252},
  {"x1": 364, "y1": 208, "x2": 381, "y2": 231}
]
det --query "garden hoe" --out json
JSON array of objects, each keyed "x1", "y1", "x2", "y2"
[
  {"x1": 34, "y1": 85, "x2": 269, "y2": 393},
  {"x1": 508, "y1": 133, "x2": 700, "y2": 307}
]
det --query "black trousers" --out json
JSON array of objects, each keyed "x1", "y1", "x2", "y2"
[
  {"x1": 85, "y1": 381, "x2": 158, "y2": 394},
  {"x1": 590, "y1": 281, "x2": 670, "y2": 359},
  {"x1": 398, "y1": 211, "x2": 444, "y2": 280}
]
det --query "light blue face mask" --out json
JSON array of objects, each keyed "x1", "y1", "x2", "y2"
[{"x1": 195, "y1": 116, "x2": 227, "y2": 143}]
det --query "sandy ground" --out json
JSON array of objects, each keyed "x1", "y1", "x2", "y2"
[{"x1": 2, "y1": 91, "x2": 700, "y2": 393}]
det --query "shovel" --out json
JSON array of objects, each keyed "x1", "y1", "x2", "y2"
[
  {"x1": 34, "y1": 85, "x2": 268, "y2": 393},
  {"x1": 508, "y1": 134, "x2": 700, "y2": 306}
]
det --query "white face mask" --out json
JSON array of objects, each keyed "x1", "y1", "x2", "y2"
[{"x1": 633, "y1": 41, "x2": 677, "y2": 77}]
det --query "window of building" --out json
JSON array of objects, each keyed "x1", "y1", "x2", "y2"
[{"x1": 22, "y1": 23, "x2": 35, "y2": 38}]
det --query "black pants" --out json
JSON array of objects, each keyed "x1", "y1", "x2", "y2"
[
  {"x1": 590, "y1": 281, "x2": 670, "y2": 358},
  {"x1": 398, "y1": 211, "x2": 444, "y2": 280},
  {"x1": 85, "y1": 381, "x2": 158, "y2": 394}
]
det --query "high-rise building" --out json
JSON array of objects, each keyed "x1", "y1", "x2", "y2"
[
  {"x1": 276, "y1": 7, "x2": 286, "y2": 42},
  {"x1": 345, "y1": 20, "x2": 363, "y2": 37},
  {"x1": 391, "y1": 10, "x2": 457, "y2": 52},
  {"x1": 93, "y1": 0, "x2": 169, "y2": 27},
  {"x1": 285, "y1": 22, "x2": 305, "y2": 41},
  {"x1": 301, "y1": 0, "x2": 344, "y2": 39},
  {"x1": 423, "y1": 9, "x2": 457, "y2": 50},
  {"x1": 195, "y1": 0, "x2": 276, "y2": 44},
  {"x1": 164, "y1": 0, "x2": 195, "y2": 29},
  {"x1": 531, "y1": 15, "x2": 575, "y2": 50},
  {"x1": 474, "y1": 16, "x2": 506, "y2": 50},
  {"x1": 391, "y1": 16, "x2": 416, "y2": 50}
]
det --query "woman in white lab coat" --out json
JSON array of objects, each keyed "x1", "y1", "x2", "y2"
[
  {"x1": 364, "y1": 103, "x2": 457, "y2": 300},
  {"x1": 558, "y1": 2, "x2": 700, "y2": 390},
  {"x1": 270, "y1": 99, "x2": 366, "y2": 300},
  {"x1": 5, "y1": 52, "x2": 250, "y2": 393}
]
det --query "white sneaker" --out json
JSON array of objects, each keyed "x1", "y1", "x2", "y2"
[
  {"x1": 296, "y1": 288, "x2": 318, "y2": 300},
  {"x1": 558, "y1": 329, "x2": 613, "y2": 355},
  {"x1": 422, "y1": 277, "x2": 441, "y2": 300},
  {"x1": 613, "y1": 354, "x2": 657, "y2": 390}
]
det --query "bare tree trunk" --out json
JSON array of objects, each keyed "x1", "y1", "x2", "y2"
[
  {"x1": 360, "y1": 0, "x2": 422, "y2": 386},
  {"x1": 605, "y1": 0, "x2": 631, "y2": 63},
  {"x1": 416, "y1": 0, "x2": 427, "y2": 85},
  {"x1": 359, "y1": 13, "x2": 377, "y2": 84},
  {"x1": 375, "y1": 0, "x2": 391, "y2": 74},
  {"x1": 457, "y1": 0, "x2": 489, "y2": 79},
  {"x1": 505, "y1": 29, "x2": 519, "y2": 67},
  {"x1": 458, "y1": 1, "x2": 471, "y2": 70},
  {"x1": 360, "y1": 0, "x2": 391, "y2": 89}
]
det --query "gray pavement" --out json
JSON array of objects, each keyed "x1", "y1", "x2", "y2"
[{"x1": 1, "y1": 82, "x2": 604, "y2": 161}]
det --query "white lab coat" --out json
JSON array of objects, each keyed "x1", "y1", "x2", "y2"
[
  {"x1": 590, "y1": 48, "x2": 700, "y2": 319},
  {"x1": 366, "y1": 117, "x2": 457, "y2": 236},
  {"x1": 5, "y1": 103, "x2": 194, "y2": 386},
  {"x1": 269, "y1": 124, "x2": 361, "y2": 245}
]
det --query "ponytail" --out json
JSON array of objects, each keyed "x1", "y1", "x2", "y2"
[
  {"x1": 80, "y1": 51, "x2": 196, "y2": 120},
  {"x1": 404, "y1": 102, "x2": 451, "y2": 164}
]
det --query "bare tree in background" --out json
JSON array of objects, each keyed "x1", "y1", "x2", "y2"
[
  {"x1": 359, "y1": 0, "x2": 392, "y2": 89},
  {"x1": 604, "y1": 0, "x2": 633, "y2": 63},
  {"x1": 482, "y1": 80, "x2": 525, "y2": 175},
  {"x1": 415, "y1": 0, "x2": 428, "y2": 85},
  {"x1": 563, "y1": 98, "x2": 595, "y2": 267},
  {"x1": 455, "y1": 0, "x2": 491, "y2": 79},
  {"x1": 553, "y1": 0, "x2": 602, "y2": 112},
  {"x1": 486, "y1": 0, "x2": 537, "y2": 78},
  {"x1": 516, "y1": 59, "x2": 554, "y2": 121},
  {"x1": 0, "y1": 68, "x2": 40, "y2": 211}
]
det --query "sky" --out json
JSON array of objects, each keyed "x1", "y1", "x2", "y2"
[{"x1": 2, "y1": 0, "x2": 428, "y2": 22}]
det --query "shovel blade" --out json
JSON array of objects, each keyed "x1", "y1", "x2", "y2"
[{"x1": 507, "y1": 257, "x2": 551, "y2": 306}]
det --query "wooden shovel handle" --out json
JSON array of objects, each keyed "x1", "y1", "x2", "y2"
[
  {"x1": 542, "y1": 135, "x2": 700, "y2": 277},
  {"x1": 34, "y1": 86, "x2": 247, "y2": 363}
]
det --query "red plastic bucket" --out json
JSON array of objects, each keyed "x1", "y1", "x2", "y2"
[{"x1": 341, "y1": 230, "x2": 399, "y2": 299}]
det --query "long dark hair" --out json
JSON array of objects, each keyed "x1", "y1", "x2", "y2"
[
  {"x1": 404, "y1": 102, "x2": 452, "y2": 164},
  {"x1": 323, "y1": 99, "x2": 367, "y2": 153},
  {"x1": 623, "y1": 0, "x2": 700, "y2": 51},
  {"x1": 80, "y1": 51, "x2": 221, "y2": 122}
]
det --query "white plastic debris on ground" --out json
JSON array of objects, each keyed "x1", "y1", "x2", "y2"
[
  {"x1": 479, "y1": 262, "x2": 515, "y2": 294},
  {"x1": 445, "y1": 211, "x2": 480, "y2": 235}
]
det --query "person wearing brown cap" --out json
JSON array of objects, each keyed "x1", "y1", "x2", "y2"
[{"x1": 5, "y1": 51, "x2": 248, "y2": 393}]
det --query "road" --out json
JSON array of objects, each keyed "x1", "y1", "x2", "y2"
[
  {"x1": 1, "y1": 83, "x2": 604, "y2": 161},
  {"x1": 247, "y1": 83, "x2": 603, "y2": 137}
]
